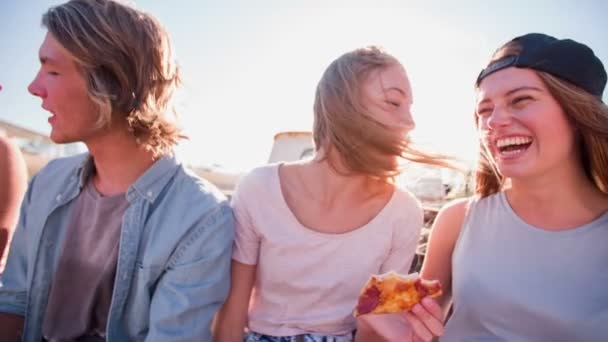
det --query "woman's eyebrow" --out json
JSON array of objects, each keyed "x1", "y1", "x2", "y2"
[
  {"x1": 505, "y1": 86, "x2": 543, "y2": 96},
  {"x1": 478, "y1": 85, "x2": 543, "y2": 105}
]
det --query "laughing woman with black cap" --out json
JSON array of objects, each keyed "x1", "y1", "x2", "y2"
[{"x1": 364, "y1": 33, "x2": 608, "y2": 341}]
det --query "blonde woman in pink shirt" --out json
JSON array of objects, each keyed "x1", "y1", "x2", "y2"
[{"x1": 214, "y1": 46, "x2": 447, "y2": 342}]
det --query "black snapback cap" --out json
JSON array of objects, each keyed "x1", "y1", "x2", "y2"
[{"x1": 476, "y1": 33, "x2": 607, "y2": 98}]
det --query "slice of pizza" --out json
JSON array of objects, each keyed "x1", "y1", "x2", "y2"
[{"x1": 353, "y1": 271, "x2": 442, "y2": 317}]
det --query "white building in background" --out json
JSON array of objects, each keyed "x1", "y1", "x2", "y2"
[
  {"x1": 189, "y1": 131, "x2": 315, "y2": 198},
  {"x1": 267, "y1": 131, "x2": 315, "y2": 163},
  {"x1": 190, "y1": 164, "x2": 243, "y2": 198}
]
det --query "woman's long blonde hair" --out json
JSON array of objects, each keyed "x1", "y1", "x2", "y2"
[
  {"x1": 474, "y1": 42, "x2": 608, "y2": 197},
  {"x1": 313, "y1": 46, "x2": 453, "y2": 182}
]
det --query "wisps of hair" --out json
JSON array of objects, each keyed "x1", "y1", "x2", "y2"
[
  {"x1": 313, "y1": 46, "x2": 456, "y2": 182},
  {"x1": 42, "y1": 0, "x2": 183, "y2": 157}
]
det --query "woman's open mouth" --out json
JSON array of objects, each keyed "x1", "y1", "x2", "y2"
[{"x1": 495, "y1": 136, "x2": 533, "y2": 157}]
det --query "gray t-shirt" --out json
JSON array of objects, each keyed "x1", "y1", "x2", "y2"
[
  {"x1": 443, "y1": 192, "x2": 608, "y2": 342},
  {"x1": 43, "y1": 177, "x2": 128, "y2": 341}
]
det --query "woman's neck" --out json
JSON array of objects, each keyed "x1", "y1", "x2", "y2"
[{"x1": 506, "y1": 165, "x2": 608, "y2": 229}]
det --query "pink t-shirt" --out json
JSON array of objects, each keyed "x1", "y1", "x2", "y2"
[{"x1": 231, "y1": 164, "x2": 424, "y2": 336}]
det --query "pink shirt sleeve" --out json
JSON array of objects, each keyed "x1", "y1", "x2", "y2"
[
  {"x1": 230, "y1": 172, "x2": 261, "y2": 265},
  {"x1": 379, "y1": 194, "x2": 423, "y2": 274}
]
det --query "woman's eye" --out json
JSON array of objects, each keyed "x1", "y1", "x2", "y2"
[
  {"x1": 386, "y1": 100, "x2": 399, "y2": 107},
  {"x1": 512, "y1": 96, "x2": 532, "y2": 105},
  {"x1": 476, "y1": 108, "x2": 491, "y2": 117}
]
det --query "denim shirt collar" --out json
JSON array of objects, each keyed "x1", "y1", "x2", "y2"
[
  {"x1": 129, "y1": 154, "x2": 181, "y2": 203},
  {"x1": 72, "y1": 153, "x2": 181, "y2": 204}
]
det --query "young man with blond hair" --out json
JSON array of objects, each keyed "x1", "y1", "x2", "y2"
[{"x1": 0, "y1": 1, "x2": 234, "y2": 341}]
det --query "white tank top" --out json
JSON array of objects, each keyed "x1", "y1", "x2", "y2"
[{"x1": 442, "y1": 192, "x2": 608, "y2": 341}]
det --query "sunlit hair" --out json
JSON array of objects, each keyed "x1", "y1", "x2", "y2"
[
  {"x1": 313, "y1": 46, "x2": 453, "y2": 182},
  {"x1": 474, "y1": 41, "x2": 608, "y2": 197},
  {"x1": 42, "y1": 0, "x2": 183, "y2": 157}
]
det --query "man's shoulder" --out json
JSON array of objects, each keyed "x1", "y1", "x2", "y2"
[
  {"x1": 163, "y1": 165, "x2": 231, "y2": 213},
  {"x1": 148, "y1": 166, "x2": 234, "y2": 253}
]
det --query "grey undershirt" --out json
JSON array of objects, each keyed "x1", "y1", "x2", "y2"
[{"x1": 43, "y1": 177, "x2": 128, "y2": 341}]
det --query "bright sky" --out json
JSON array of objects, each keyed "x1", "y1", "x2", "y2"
[{"x1": 1, "y1": 0, "x2": 606, "y2": 172}]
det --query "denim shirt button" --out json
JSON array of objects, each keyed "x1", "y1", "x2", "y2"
[
  {"x1": 56, "y1": 194, "x2": 63, "y2": 202},
  {"x1": 147, "y1": 191, "x2": 153, "y2": 198}
]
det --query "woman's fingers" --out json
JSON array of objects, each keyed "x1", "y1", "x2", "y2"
[
  {"x1": 404, "y1": 299, "x2": 445, "y2": 341},
  {"x1": 421, "y1": 297, "x2": 444, "y2": 321},
  {"x1": 356, "y1": 299, "x2": 445, "y2": 342},
  {"x1": 403, "y1": 311, "x2": 434, "y2": 342}
]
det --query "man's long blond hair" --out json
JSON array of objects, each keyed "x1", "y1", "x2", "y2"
[{"x1": 42, "y1": 0, "x2": 182, "y2": 157}]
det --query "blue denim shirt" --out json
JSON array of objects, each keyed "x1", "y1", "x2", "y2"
[{"x1": 0, "y1": 153, "x2": 235, "y2": 341}]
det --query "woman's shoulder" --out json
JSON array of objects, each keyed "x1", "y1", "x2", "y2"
[
  {"x1": 431, "y1": 193, "x2": 503, "y2": 235},
  {"x1": 376, "y1": 187, "x2": 424, "y2": 231},
  {"x1": 0, "y1": 136, "x2": 27, "y2": 179},
  {"x1": 0, "y1": 136, "x2": 22, "y2": 163},
  {"x1": 440, "y1": 192, "x2": 503, "y2": 214},
  {"x1": 235, "y1": 163, "x2": 279, "y2": 193},
  {"x1": 438, "y1": 197, "x2": 472, "y2": 218},
  {"x1": 391, "y1": 186, "x2": 423, "y2": 212},
  {"x1": 422, "y1": 197, "x2": 473, "y2": 253}
]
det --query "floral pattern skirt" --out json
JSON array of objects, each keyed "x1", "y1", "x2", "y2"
[{"x1": 245, "y1": 331, "x2": 355, "y2": 342}]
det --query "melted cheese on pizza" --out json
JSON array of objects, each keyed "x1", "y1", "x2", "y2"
[{"x1": 354, "y1": 271, "x2": 442, "y2": 316}]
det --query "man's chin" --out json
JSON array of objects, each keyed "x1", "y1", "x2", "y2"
[{"x1": 49, "y1": 134, "x2": 75, "y2": 145}]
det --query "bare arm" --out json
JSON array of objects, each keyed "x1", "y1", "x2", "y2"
[
  {"x1": 0, "y1": 312, "x2": 24, "y2": 341},
  {"x1": 0, "y1": 141, "x2": 29, "y2": 337},
  {"x1": 420, "y1": 198, "x2": 469, "y2": 319},
  {"x1": 213, "y1": 260, "x2": 256, "y2": 342},
  {"x1": 0, "y1": 137, "x2": 27, "y2": 266}
]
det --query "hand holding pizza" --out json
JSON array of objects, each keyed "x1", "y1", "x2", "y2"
[{"x1": 354, "y1": 272, "x2": 445, "y2": 341}]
